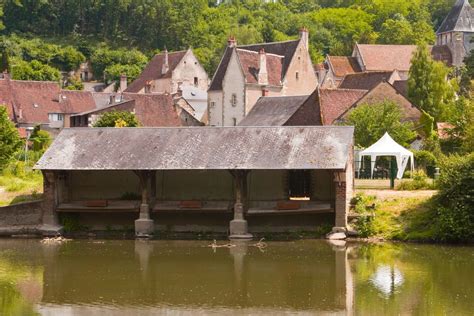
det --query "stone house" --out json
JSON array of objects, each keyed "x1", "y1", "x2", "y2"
[
  {"x1": 125, "y1": 49, "x2": 209, "y2": 94},
  {"x1": 34, "y1": 126, "x2": 354, "y2": 238},
  {"x1": 208, "y1": 29, "x2": 318, "y2": 126},
  {"x1": 436, "y1": 0, "x2": 474, "y2": 66}
]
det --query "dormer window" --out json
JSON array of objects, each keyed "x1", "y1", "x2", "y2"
[{"x1": 48, "y1": 113, "x2": 64, "y2": 122}]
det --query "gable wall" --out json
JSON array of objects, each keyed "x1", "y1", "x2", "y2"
[
  {"x1": 281, "y1": 41, "x2": 318, "y2": 95},
  {"x1": 171, "y1": 51, "x2": 209, "y2": 92},
  {"x1": 221, "y1": 51, "x2": 246, "y2": 126}
]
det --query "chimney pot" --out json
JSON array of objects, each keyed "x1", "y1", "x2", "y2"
[
  {"x1": 227, "y1": 36, "x2": 237, "y2": 47},
  {"x1": 258, "y1": 48, "x2": 268, "y2": 85},
  {"x1": 161, "y1": 49, "x2": 169, "y2": 75},
  {"x1": 262, "y1": 89, "x2": 269, "y2": 97},
  {"x1": 120, "y1": 74, "x2": 127, "y2": 92}
]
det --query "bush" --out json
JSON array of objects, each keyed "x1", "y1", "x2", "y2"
[
  {"x1": 413, "y1": 150, "x2": 438, "y2": 176},
  {"x1": 432, "y1": 154, "x2": 474, "y2": 242},
  {"x1": 397, "y1": 170, "x2": 436, "y2": 190},
  {"x1": 93, "y1": 111, "x2": 140, "y2": 127}
]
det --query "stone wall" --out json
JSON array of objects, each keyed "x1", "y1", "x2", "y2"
[{"x1": 0, "y1": 201, "x2": 42, "y2": 227}]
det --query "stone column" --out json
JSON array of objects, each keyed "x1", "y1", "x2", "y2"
[
  {"x1": 134, "y1": 171, "x2": 154, "y2": 237},
  {"x1": 40, "y1": 170, "x2": 63, "y2": 236},
  {"x1": 229, "y1": 170, "x2": 252, "y2": 240}
]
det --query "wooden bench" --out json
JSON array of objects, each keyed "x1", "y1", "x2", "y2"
[
  {"x1": 247, "y1": 201, "x2": 333, "y2": 216},
  {"x1": 57, "y1": 200, "x2": 140, "y2": 213},
  {"x1": 153, "y1": 201, "x2": 232, "y2": 214}
]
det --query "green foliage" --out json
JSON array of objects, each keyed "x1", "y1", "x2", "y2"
[
  {"x1": 90, "y1": 47, "x2": 147, "y2": 81},
  {"x1": 433, "y1": 153, "x2": 474, "y2": 242},
  {"x1": 0, "y1": 49, "x2": 10, "y2": 73},
  {"x1": 65, "y1": 76, "x2": 84, "y2": 91},
  {"x1": 10, "y1": 59, "x2": 60, "y2": 81},
  {"x1": 29, "y1": 126, "x2": 51, "y2": 152},
  {"x1": 93, "y1": 111, "x2": 140, "y2": 128},
  {"x1": 104, "y1": 64, "x2": 143, "y2": 87},
  {"x1": 408, "y1": 44, "x2": 455, "y2": 121},
  {"x1": 0, "y1": 105, "x2": 22, "y2": 170},
  {"x1": 441, "y1": 97, "x2": 474, "y2": 154},
  {"x1": 343, "y1": 100, "x2": 417, "y2": 148},
  {"x1": 397, "y1": 170, "x2": 436, "y2": 190},
  {"x1": 413, "y1": 150, "x2": 438, "y2": 172}
]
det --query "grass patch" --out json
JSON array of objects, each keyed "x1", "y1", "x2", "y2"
[{"x1": 0, "y1": 167, "x2": 43, "y2": 206}]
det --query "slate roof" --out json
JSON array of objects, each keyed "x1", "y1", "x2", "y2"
[
  {"x1": 339, "y1": 71, "x2": 395, "y2": 90},
  {"x1": 209, "y1": 39, "x2": 300, "y2": 91},
  {"x1": 437, "y1": 0, "x2": 474, "y2": 34},
  {"x1": 236, "y1": 49, "x2": 283, "y2": 86},
  {"x1": 318, "y1": 89, "x2": 367, "y2": 125},
  {"x1": 35, "y1": 126, "x2": 354, "y2": 171},
  {"x1": 327, "y1": 56, "x2": 362, "y2": 77},
  {"x1": 238, "y1": 95, "x2": 309, "y2": 126},
  {"x1": 125, "y1": 50, "x2": 187, "y2": 93}
]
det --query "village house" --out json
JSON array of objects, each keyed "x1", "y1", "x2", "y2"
[
  {"x1": 240, "y1": 81, "x2": 420, "y2": 127},
  {"x1": 34, "y1": 126, "x2": 354, "y2": 238},
  {"x1": 70, "y1": 92, "x2": 202, "y2": 127},
  {"x1": 208, "y1": 28, "x2": 318, "y2": 126},
  {"x1": 125, "y1": 48, "x2": 209, "y2": 94},
  {"x1": 0, "y1": 73, "x2": 97, "y2": 135},
  {"x1": 436, "y1": 0, "x2": 474, "y2": 66}
]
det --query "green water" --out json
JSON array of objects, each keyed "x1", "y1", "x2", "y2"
[{"x1": 0, "y1": 239, "x2": 472, "y2": 315}]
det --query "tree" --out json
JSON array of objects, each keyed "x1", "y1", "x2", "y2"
[
  {"x1": 343, "y1": 101, "x2": 417, "y2": 148},
  {"x1": 93, "y1": 111, "x2": 140, "y2": 128},
  {"x1": 0, "y1": 105, "x2": 22, "y2": 170},
  {"x1": 29, "y1": 126, "x2": 51, "y2": 152},
  {"x1": 0, "y1": 49, "x2": 9, "y2": 73},
  {"x1": 408, "y1": 44, "x2": 455, "y2": 121},
  {"x1": 11, "y1": 59, "x2": 60, "y2": 81}
]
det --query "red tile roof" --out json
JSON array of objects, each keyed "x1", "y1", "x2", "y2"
[
  {"x1": 318, "y1": 88, "x2": 367, "y2": 125},
  {"x1": 339, "y1": 71, "x2": 396, "y2": 90},
  {"x1": 327, "y1": 56, "x2": 362, "y2": 77},
  {"x1": 126, "y1": 50, "x2": 187, "y2": 93},
  {"x1": 236, "y1": 49, "x2": 283, "y2": 86},
  {"x1": 122, "y1": 93, "x2": 182, "y2": 126},
  {"x1": 58, "y1": 90, "x2": 96, "y2": 114}
]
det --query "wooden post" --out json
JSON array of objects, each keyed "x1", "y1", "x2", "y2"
[{"x1": 229, "y1": 170, "x2": 252, "y2": 240}]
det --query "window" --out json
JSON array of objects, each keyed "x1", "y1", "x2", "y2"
[
  {"x1": 288, "y1": 170, "x2": 311, "y2": 199},
  {"x1": 232, "y1": 118, "x2": 237, "y2": 126},
  {"x1": 210, "y1": 101, "x2": 216, "y2": 108},
  {"x1": 231, "y1": 94, "x2": 237, "y2": 107},
  {"x1": 194, "y1": 77, "x2": 198, "y2": 86},
  {"x1": 48, "y1": 113, "x2": 64, "y2": 122},
  {"x1": 296, "y1": 72, "x2": 299, "y2": 80}
]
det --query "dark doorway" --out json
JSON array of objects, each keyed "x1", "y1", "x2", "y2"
[{"x1": 288, "y1": 170, "x2": 311, "y2": 198}]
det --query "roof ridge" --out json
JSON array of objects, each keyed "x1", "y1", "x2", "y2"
[
  {"x1": 238, "y1": 39, "x2": 300, "y2": 47},
  {"x1": 319, "y1": 88, "x2": 369, "y2": 92},
  {"x1": 236, "y1": 48, "x2": 285, "y2": 58}
]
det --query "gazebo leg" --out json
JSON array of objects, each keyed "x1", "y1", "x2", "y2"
[
  {"x1": 134, "y1": 171, "x2": 154, "y2": 238},
  {"x1": 229, "y1": 170, "x2": 253, "y2": 240}
]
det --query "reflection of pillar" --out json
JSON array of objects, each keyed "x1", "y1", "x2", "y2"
[
  {"x1": 40, "y1": 171, "x2": 63, "y2": 235},
  {"x1": 333, "y1": 243, "x2": 354, "y2": 315},
  {"x1": 134, "y1": 171, "x2": 154, "y2": 237},
  {"x1": 229, "y1": 240, "x2": 249, "y2": 304},
  {"x1": 135, "y1": 239, "x2": 154, "y2": 278},
  {"x1": 229, "y1": 170, "x2": 252, "y2": 240}
]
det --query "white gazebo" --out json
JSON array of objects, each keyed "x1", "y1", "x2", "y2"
[{"x1": 359, "y1": 132, "x2": 414, "y2": 179}]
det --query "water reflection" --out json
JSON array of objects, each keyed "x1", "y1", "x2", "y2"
[{"x1": 0, "y1": 239, "x2": 472, "y2": 315}]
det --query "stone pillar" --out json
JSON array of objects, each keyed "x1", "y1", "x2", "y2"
[
  {"x1": 134, "y1": 171, "x2": 154, "y2": 237},
  {"x1": 334, "y1": 175, "x2": 348, "y2": 229},
  {"x1": 150, "y1": 171, "x2": 157, "y2": 206},
  {"x1": 229, "y1": 170, "x2": 252, "y2": 240},
  {"x1": 40, "y1": 171, "x2": 63, "y2": 236}
]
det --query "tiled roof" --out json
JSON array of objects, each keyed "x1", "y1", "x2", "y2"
[
  {"x1": 392, "y1": 80, "x2": 409, "y2": 98},
  {"x1": 356, "y1": 44, "x2": 416, "y2": 72},
  {"x1": 236, "y1": 49, "x2": 283, "y2": 86},
  {"x1": 209, "y1": 39, "x2": 300, "y2": 91},
  {"x1": 122, "y1": 93, "x2": 182, "y2": 127},
  {"x1": 327, "y1": 56, "x2": 362, "y2": 77},
  {"x1": 437, "y1": 0, "x2": 474, "y2": 33},
  {"x1": 125, "y1": 50, "x2": 187, "y2": 93},
  {"x1": 58, "y1": 90, "x2": 96, "y2": 114},
  {"x1": 238, "y1": 95, "x2": 309, "y2": 126},
  {"x1": 339, "y1": 71, "x2": 395, "y2": 90},
  {"x1": 318, "y1": 88, "x2": 367, "y2": 125}
]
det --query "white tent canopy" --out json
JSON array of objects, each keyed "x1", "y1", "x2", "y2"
[{"x1": 359, "y1": 133, "x2": 414, "y2": 179}]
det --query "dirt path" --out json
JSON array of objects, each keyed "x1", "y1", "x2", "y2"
[{"x1": 356, "y1": 189, "x2": 437, "y2": 201}]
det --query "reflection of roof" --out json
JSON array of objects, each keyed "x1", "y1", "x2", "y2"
[
  {"x1": 319, "y1": 89, "x2": 367, "y2": 125},
  {"x1": 239, "y1": 95, "x2": 309, "y2": 126},
  {"x1": 339, "y1": 71, "x2": 395, "y2": 90},
  {"x1": 35, "y1": 126, "x2": 354, "y2": 171},
  {"x1": 437, "y1": 0, "x2": 474, "y2": 33},
  {"x1": 327, "y1": 56, "x2": 362, "y2": 77},
  {"x1": 236, "y1": 49, "x2": 283, "y2": 86},
  {"x1": 125, "y1": 50, "x2": 187, "y2": 93},
  {"x1": 209, "y1": 40, "x2": 300, "y2": 91}
]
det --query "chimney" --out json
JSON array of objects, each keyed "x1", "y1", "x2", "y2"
[
  {"x1": 1, "y1": 71, "x2": 10, "y2": 80},
  {"x1": 161, "y1": 49, "x2": 169, "y2": 75},
  {"x1": 299, "y1": 27, "x2": 309, "y2": 51},
  {"x1": 145, "y1": 80, "x2": 152, "y2": 93},
  {"x1": 258, "y1": 48, "x2": 268, "y2": 85},
  {"x1": 262, "y1": 89, "x2": 269, "y2": 97},
  {"x1": 227, "y1": 36, "x2": 237, "y2": 47},
  {"x1": 120, "y1": 74, "x2": 127, "y2": 92}
]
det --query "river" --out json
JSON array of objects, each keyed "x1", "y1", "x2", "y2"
[{"x1": 0, "y1": 239, "x2": 472, "y2": 315}]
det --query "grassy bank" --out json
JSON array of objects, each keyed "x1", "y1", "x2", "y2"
[{"x1": 0, "y1": 168, "x2": 43, "y2": 207}]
